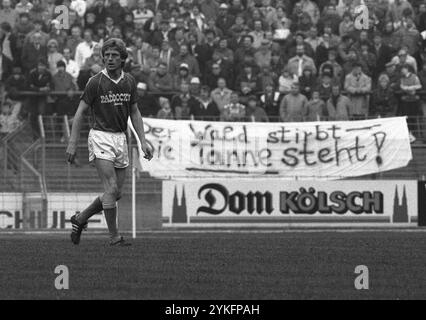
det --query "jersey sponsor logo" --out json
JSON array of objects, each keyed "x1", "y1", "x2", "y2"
[{"x1": 100, "y1": 91, "x2": 132, "y2": 106}]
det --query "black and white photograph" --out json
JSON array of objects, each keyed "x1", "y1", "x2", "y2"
[{"x1": 0, "y1": 0, "x2": 426, "y2": 307}]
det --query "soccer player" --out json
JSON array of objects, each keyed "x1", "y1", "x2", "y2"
[{"x1": 66, "y1": 38, "x2": 153, "y2": 246}]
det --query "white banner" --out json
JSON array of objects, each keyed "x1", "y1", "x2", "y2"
[
  {"x1": 0, "y1": 193, "x2": 107, "y2": 229},
  {"x1": 163, "y1": 180, "x2": 418, "y2": 225},
  {"x1": 141, "y1": 117, "x2": 412, "y2": 178}
]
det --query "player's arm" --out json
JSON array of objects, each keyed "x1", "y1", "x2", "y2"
[
  {"x1": 130, "y1": 102, "x2": 153, "y2": 160},
  {"x1": 66, "y1": 99, "x2": 89, "y2": 163}
]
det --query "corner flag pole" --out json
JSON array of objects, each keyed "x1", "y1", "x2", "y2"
[
  {"x1": 128, "y1": 118, "x2": 144, "y2": 239},
  {"x1": 131, "y1": 163, "x2": 136, "y2": 239}
]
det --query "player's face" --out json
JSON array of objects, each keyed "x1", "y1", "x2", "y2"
[{"x1": 103, "y1": 48, "x2": 122, "y2": 72}]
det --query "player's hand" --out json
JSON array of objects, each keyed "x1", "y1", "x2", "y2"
[
  {"x1": 141, "y1": 142, "x2": 153, "y2": 161},
  {"x1": 66, "y1": 151, "x2": 76, "y2": 164},
  {"x1": 66, "y1": 142, "x2": 77, "y2": 164}
]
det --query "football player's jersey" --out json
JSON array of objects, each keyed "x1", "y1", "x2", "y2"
[{"x1": 81, "y1": 69, "x2": 138, "y2": 133}]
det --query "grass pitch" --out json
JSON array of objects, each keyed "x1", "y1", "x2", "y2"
[{"x1": 0, "y1": 231, "x2": 425, "y2": 300}]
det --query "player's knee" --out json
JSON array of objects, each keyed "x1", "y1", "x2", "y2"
[{"x1": 102, "y1": 185, "x2": 120, "y2": 208}]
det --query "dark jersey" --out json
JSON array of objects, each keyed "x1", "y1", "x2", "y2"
[{"x1": 81, "y1": 70, "x2": 138, "y2": 133}]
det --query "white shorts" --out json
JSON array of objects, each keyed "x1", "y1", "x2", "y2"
[{"x1": 88, "y1": 129, "x2": 129, "y2": 168}]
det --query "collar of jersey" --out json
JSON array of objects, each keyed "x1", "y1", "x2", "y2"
[{"x1": 101, "y1": 69, "x2": 124, "y2": 84}]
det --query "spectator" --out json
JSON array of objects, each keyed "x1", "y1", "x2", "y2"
[
  {"x1": 278, "y1": 67, "x2": 298, "y2": 95},
  {"x1": 144, "y1": 45, "x2": 162, "y2": 72},
  {"x1": 221, "y1": 91, "x2": 246, "y2": 121},
  {"x1": 370, "y1": 74, "x2": 398, "y2": 118},
  {"x1": 159, "y1": 40, "x2": 174, "y2": 72},
  {"x1": 21, "y1": 32, "x2": 47, "y2": 73},
  {"x1": 287, "y1": 45, "x2": 317, "y2": 78},
  {"x1": 214, "y1": 38, "x2": 234, "y2": 64},
  {"x1": 148, "y1": 62, "x2": 174, "y2": 93},
  {"x1": 15, "y1": 0, "x2": 33, "y2": 15},
  {"x1": 299, "y1": 66, "x2": 317, "y2": 100},
  {"x1": 200, "y1": 0, "x2": 220, "y2": 22},
  {"x1": 234, "y1": 35, "x2": 256, "y2": 69},
  {"x1": 0, "y1": 22, "x2": 17, "y2": 81},
  {"x1": 279, "y1": 82, "x2": 308, "y2": 122},
  {"x1": 136, "y1": 82, "x2": 160, "y2": 117},
  {"x1": 254, "y1": 39, "x2": 272, "y2": 69},
  {"x1": 171, "y1": 82, "x2": 200, "y2": 120},
  {"x1": 28, "y1": 60, "x2": 51, "y2": 138},
  {"x1": 211, "y1": 78, "x2": 233, "y2": 114},
  {"x1": 399, "y1": 64, "x2": 422, "y2": 138},
  {"x1": 216, "y1": 3, "x2": 235, "y2": 37},
  {"x1": 77, "y1": 63, "x2": 102, "y2": 90},
  {"x1": 170, "y1": 44, "x2": 200, "y2": 76},
  {"x1": 87, "y1": 0, "x2": 108, "y2": 29},
  {"x1": 246, "y1": 95, "x2": 269, "y2": 122},
  {"x1": 106, "y1": 0, "x2": 127, "y2": 25},
  {"x1": 0, "y1": 96, "x2": 22, "y2": 139},
  {"x1": 0, "y1": 0, "x2": 18, "y2": 29},
  {"x1": 258, "y1": 65, "x2": 277, "y2": 92},
  {"x1": 173, "y1": 63, "x2": 192, "y2": 90},
  {"x1": 149, "y1": 19, "x2": 171, "y2": 47},
  {"x1": 236, "y1": 64, "x2": 260, "y2": 93},
  {"x1": 14, "y1": 12, "x2": 33, "y2": 52},
  {"x1": 194, "y1": 29, "x2": 216, "y2": 75},
  {"x1": 133, "y1": 0, "x2": 154, "y2": 26},
  {"x1": 205, "y1": 63, "x2": 224, "y2": 91},
  {"x1": 305, "y1": 26, "x2": 324, "y2": 53},
  {"x1": 189, "y1": 77, "x2": 201, "y2": 98},
  {"x1": 371, "y1": 33, "x2": 393, "y2": 77},
  {"x1": 23, "y1": 20, "x2": 48, "y2": 47},
  {"x1": 47, "y1": 39, "x2": 64, "y2": 76},
  {"x1": 156, "y1": 97, "x2": 174, "y2": 119},
  {"x1": 344, "y1": 63, "x2": 372, "y2": 119},
  {"x1": 249, "y1": 20, "x2": 266, "y2": 49},
  {"x1": 319, "y1": 49, "x2": 343, "y2": 81},
  {"x1": 4, "y1": 66, "x2": 27, "y2": 103},
  {"x1": 391, "y1": 48, "x2": 418, "y2": 74},
  {"x1": 191, "y1": 85, "x2": 220, "y2": 121},
  {"x1": 338, "y1": 11, "x2": 354, "y2": 37},
  {"x1": 317, "y1": 71, "x2": 333, "y2": 102},
  {"x1": 62, "y1": 47, "x2": 80, "y2": 81},
  {"x1": 65, "y1": 25, "x2": 83, "y2": 58},
  {"x1": 305, "y1": 90, "x2": 327, "y2": 121},
  {"x1": 260, "y1": 82, "x2": 281, "y2": 120},
  {"x1": 384, "y1": 60, "x2": 401, "y2": 90},
  {"x1": 74, "y1": 29, "x2": 98, "y2": 69},
  {"x1": 326, "y1": 84, "x2": 351, "y2": 121}
]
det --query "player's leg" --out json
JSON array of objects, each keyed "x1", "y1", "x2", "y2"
[{"x1": 94, "y1": 158, "x2": 122, "y2": 242}]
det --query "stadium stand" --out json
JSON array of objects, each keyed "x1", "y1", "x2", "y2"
[{"x1": 2, "y1": 0, "x2": 426, "y2": 194}]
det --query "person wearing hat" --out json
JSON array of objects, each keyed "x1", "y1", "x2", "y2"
[
  {"x1": 189, "y1": 77, "x2": 202, "y2": 98},
  {"x1": 136, "y1": 82, "x2": 160, "y2": 118},
  {"x1": 216, "y1": 2, "x2": 235, "y2": 37},
  {"x1": 173, "y1": 63, "x2": 192, "y2": 91}
]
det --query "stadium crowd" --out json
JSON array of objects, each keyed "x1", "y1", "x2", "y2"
[{"x1": 1, "y1": 0, "x2": 426, "y2": 139}]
